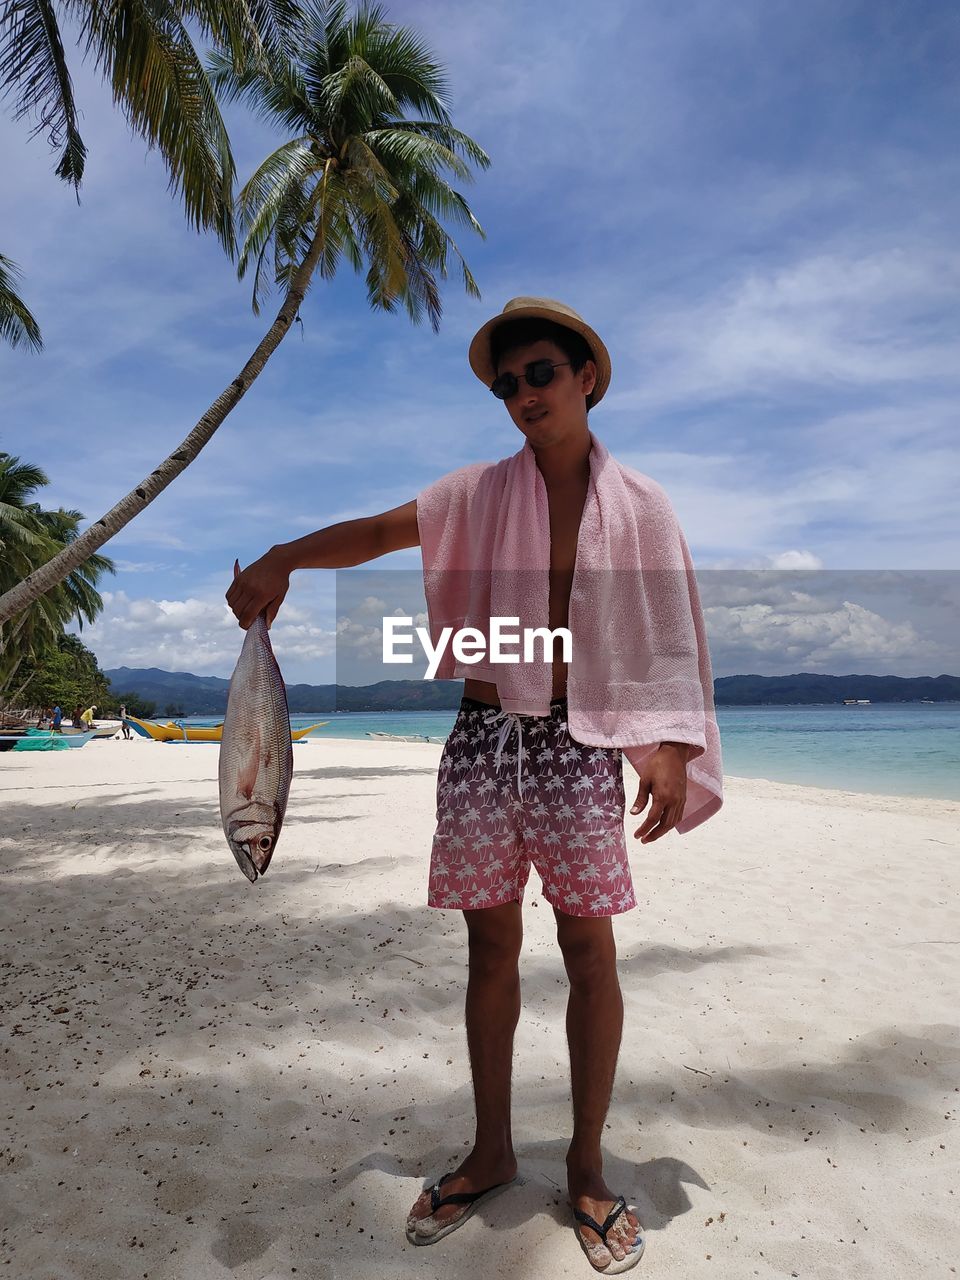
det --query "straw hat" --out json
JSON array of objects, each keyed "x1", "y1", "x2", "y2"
[{"x1": 468, "y1": 296, "x2": 611, "y2": 408}]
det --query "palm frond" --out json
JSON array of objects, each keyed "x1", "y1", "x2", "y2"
[
  {"x1": 321, "y1": 51, "x2": 396, "y2": 121},
  {"x1": 0, "y1": 452, "x2": 49, "y2": 500},
  {"x1": 235, "y1": 138, "x2": 317, "y2": 308},
  {"x1": 404, "y1": 169, "x2": 485, "y2": 236},
  {"x1": 79, "y1": 0, "x2": 236, "y2": 252},
  {"x1": 0, "y1": 0, "x2": 87, "y2": 188},
  {"x1": 172, "y1": 0, "x2": 304, "y2": 88},
  {"x1": 343, "y1": 134, "x2": 398, "y2": 201},
  {"x1": 207, "y1": 42, "x2": 314, "y2": 134},
  {"x1": 368, "y1": 120, "x2": 490, "y2": 172},
  {"x1": 223, "y1": 0, "x2": 489, "y2": 329},
  {"x1": 0, "y1": 457, "x2": 112, "y2": 640},
  {"x1": 359, "y1": 22, "x2": 450, "y2": 121},
  {"x1": 363, "y1": 126, "x2": 472, "y2": 183},
  {"x1": 0, "y1": 254, "x2": 43, "y2": 351}
]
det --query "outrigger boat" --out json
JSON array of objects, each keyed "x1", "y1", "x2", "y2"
[
  {"x1": 3, "y1": 729, "x2": 100, "y2": 750},
  {"x1": 62, "y1": 722, "x2": 120, "y2": 739},
  {"x1": 126, "y1": 714, "x2": 327, "y2": 743},
  {"x1": 366, "y1": 730, "x2": 446, "y2": 744}
]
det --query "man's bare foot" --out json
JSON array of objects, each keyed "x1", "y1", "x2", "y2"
[
  {"x1": 568, "y1": 1165, "x2": 643, "y2": 1269},
  {"x1": 406, "y1": 1148, "x2": 518, "y2": 1241}
]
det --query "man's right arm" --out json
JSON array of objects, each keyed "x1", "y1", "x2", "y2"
[{"x1": 227, "y1": 499, "x2": 420, "y2": 629}]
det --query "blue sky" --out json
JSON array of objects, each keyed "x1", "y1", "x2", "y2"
[{"x1": 2, "y1": 0, "x2": 958, "y2": 682}]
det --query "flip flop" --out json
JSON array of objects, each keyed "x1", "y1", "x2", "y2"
[
  {"x1": 573, "y1": 1195, "x2": 645, "y2": 1273},
  {"x1": 405, "y1": 1171, "x2": 518, "y2": 1245}
]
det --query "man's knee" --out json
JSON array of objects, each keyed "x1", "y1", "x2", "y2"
[
  {"x1": 464, "y1": 902, "x2": 523, "y2": 976},
  {"x1": 555, "y1": 912, "x2": 618, "y2": 988}
]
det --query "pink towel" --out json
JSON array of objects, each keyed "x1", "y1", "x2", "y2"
[{"x1": 416, "y1": 431, "x2": 723, "y2": 833}]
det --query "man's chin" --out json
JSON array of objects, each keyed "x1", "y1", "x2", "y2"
[{"x1": 517, "y1": 416, "x2": 576, "y2": 447}]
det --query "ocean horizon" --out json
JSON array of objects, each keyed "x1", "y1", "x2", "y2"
[{"x1": 177, "y1": 701, "x2": 960, "y2": 802}]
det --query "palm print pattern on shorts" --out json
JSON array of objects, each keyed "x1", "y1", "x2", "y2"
[{"x1": 428, "y1": 699, "x2": 636, "y2": 917}]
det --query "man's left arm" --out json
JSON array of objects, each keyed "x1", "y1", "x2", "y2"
[{"x1": 629, "y1": 740, "x2": 693, "y2": 843}]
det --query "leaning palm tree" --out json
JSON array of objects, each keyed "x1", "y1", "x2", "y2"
[
  {"x1": 0, "y1": 0, "x2": 488, "y2": 626},
  {"x1": 0, "y1": 253, "x2": 42, "y2": 350}
]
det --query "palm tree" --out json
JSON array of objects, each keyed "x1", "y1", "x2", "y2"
[
  {"x1": 0, "y1": 1, "x2": 488, "y2": 627},
  {"x1": 207, "y1": 0, "x2": 487, "y2": 325},
  {"x1": 0, "y1": 254, "x2": 42, "y2": 350},
  {"x1": 0, "y1": 453, "x2": 113, "y2": 701}
]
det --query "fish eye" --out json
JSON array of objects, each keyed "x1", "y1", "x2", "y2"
[{"x1": 258, "y1": 835, "x2": 273, "y2": 853}]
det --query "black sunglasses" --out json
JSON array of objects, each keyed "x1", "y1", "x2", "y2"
[{"x1": 490, "y1": 359, "x2": 570, "y2": 400}]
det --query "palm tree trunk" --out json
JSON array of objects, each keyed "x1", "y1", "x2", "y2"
[
  {"x1": 0, "y1": 222, "x2": 329, "y2": 626},
  {"x1": 3, "y1": 670, "x2": 31, "y2": 709},
  {"x1": 0, "y1": 651, "x2": 25, "y2": 701},
  {"x1": 3, "y1": 610, "x2": 30, "y2": 647}
]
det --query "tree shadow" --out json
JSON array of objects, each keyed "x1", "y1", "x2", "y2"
[
  {"x1": 616, "y1": 942, "x2": 773, "y2": 978},
  {"x1": 4, "y1": 803, "x2": 958, "y2": 1278},
  {"x1": 292, "y1": 764, "x2": 438, "y2": 782}
]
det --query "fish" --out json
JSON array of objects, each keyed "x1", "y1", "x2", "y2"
[{"x1": 219, "y1": 562, "x2": 294, "y2": 882}]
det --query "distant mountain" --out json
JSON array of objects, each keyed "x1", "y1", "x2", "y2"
[
  {"x1": 104, "y1": 667, "x2": 960, "y2": 714},
  {"x1": 714, "y1": 673, "x2": 960, "y2": 705},
  {"x1": 104, "y1": 668, "x2": 466, "y2": 714}
]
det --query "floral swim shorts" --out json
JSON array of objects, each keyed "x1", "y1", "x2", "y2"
[{"x1": 428, "y1": 696, "x2": 636, "y2": 917}]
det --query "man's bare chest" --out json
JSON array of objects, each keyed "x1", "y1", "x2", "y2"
[{"x1": 547, "y1": 483, "x2": 589, "y2": 625}]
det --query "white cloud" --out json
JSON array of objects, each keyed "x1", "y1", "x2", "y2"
[
  {"x1": 609, "y1": 246, "x2": 960, "y2": 414},
  {"x1": 706, "y1": 597, "x2": 930, "y2": 665},
  {"x1": 75, "y1": 590, "x2": 336, "y2": 680},
  {"x1": 7, "y1": 0, "x2": 959, "y2": 651},
  {"x1": 706, "y1": 551, "x2": 824, "y2": 571},
  {"x1": 697, "y1": 572, "x2": 957, "y2": 675},
  {"x1": 70, "y1": 562, "x2": 958, "y2": 684},
  {"x1": 111, "y1": 559, "x2": 170, "y2": 574}
]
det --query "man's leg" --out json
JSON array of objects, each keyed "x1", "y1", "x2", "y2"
[
  {"x1": 407, "y1": 901, "x2": 522, "y2": 1232},
  {"x1": 555, "y1": 909, "x2": 642, "y2": 1265}
]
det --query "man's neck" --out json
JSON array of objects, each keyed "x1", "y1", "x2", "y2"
[{"x1": 529, "y1": 424, "x2": 592, "y2": 489}]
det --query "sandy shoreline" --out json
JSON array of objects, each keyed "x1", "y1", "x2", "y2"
[{"x1": 1, "y1": 738, "x2": 958, "y2": 1279}]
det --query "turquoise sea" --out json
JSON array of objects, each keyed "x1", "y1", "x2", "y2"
[{"x1": 184, "y1": 702, "x2": 960, "y2": 802}]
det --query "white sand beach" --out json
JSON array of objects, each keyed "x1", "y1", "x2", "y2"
[{"x1": 1, "y1": 737, "x2": 958, "y2": 1280}]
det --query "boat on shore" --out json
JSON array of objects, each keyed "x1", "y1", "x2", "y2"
[
  {"x1": 127, "y1": 714, "x2": 327, "y2": 743},
  {"x1": 366, "y1": 730, "x2": 446, "y2": 744},
  {"x1": 62, "y1": 722, "x2": 120, "y2": 739},
  {"x1": 6, "y1": 729, "x2": 100, "y2": 750},
  {"x1": 0, "y1": 720, "x2": 117, "y2": 744}
]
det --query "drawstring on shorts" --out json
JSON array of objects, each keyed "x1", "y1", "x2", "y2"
[{"x1": 483, "y1": 708, "x2": 526, "y2": 791}]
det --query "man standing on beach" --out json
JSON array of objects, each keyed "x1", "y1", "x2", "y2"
[{"x1": 228, "y1": 297, "x2": 722, "y2": 1273}]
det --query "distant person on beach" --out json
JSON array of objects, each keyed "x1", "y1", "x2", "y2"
[
  {"x1": 227, "y1": 297, "x2": 722, "y2": 1272},
  {"x1": 120, "y1": 705, "x2": 132, "y2": 740},
  {"x1": 72, "y1": 706, "x2": 83, "y2": 729},
  {"x1": 80, "y1": 705, "x2": 97, "y2": 728},
  {"x1": 51, "y1": 705, "x2": 62, "y2": 733}
]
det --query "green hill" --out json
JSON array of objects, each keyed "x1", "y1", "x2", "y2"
[{"x1": 104, "y1": 667, "x2": 960, "y2": 714}]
